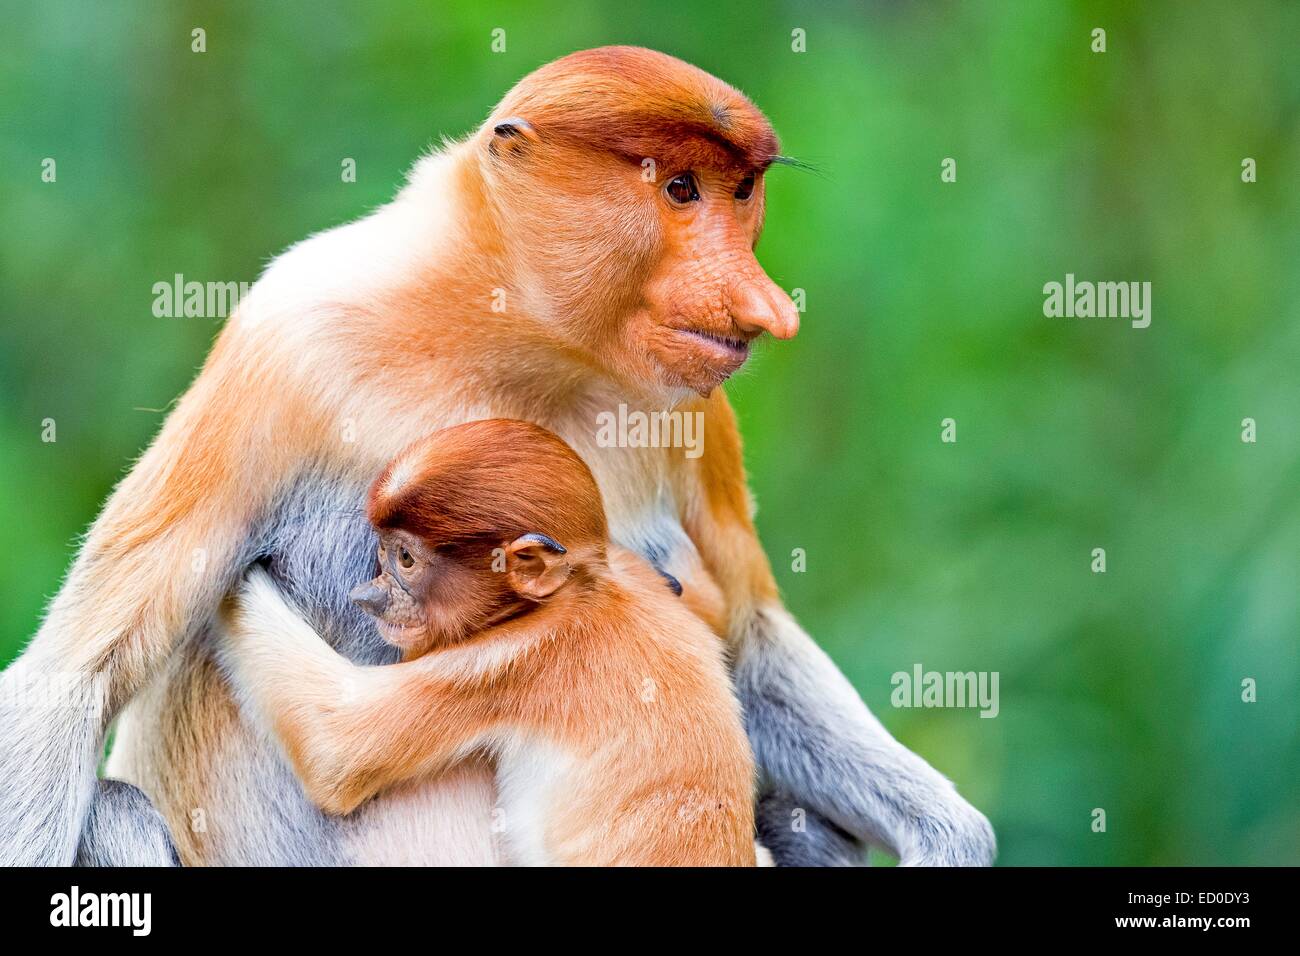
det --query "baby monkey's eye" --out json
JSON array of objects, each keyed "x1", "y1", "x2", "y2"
[
  {"x1": 734, "y1": 174, "x2": 755, "y2": 201},
  {"x1": 665, "y1": 172, "x2": 700, "y2": 204},
  {"x1": 399, "y1": 547, "x2": 415, "y2": 569}
]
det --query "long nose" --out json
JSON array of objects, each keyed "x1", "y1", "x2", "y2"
[
  {"x1": 349, "y1": 581, "x2": 390, "y2": 616},
  {"x1": 728, "y1": 268, "x2": 800, "y2": 340}
]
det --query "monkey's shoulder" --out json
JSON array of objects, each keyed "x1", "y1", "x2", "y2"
[{"x1": 592, "y1": 549, "x2": 728, "y2": 659}]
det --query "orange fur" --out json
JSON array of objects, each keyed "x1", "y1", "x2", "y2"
[
  {"x1": 81, "y1": 46, "x2": 797, "y2": 865},
  {"x1": 221, "y1": 421, "x2": 756, "y2": 866},
  {"x1": 369, "y1": 421, "x2": 609, "y2": 548}
]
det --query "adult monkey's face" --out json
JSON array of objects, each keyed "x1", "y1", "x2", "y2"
[{"x1": 480, "y1": 46, "x2": 800, "y2": 397}]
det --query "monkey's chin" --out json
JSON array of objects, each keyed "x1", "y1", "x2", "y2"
[{"x1": 374, "y1": 620, "x2": 429, "y2": 651}]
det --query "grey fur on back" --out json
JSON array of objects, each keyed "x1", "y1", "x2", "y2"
[
  {"x1": 756, "y1": 787, "x2": 866, "y2": 867},
  {"x1": 76, "y1": 779, "x2": 179, "y2": 866},
  {"x1": 97, "y1": 475, "x2": 389, "y2": 866},
  {"x1": 207, "y1": 475, "x2": 395, "y2": 863},
  {"x1": 252, "y1": 475, "x2": 398, "y2": 667}
]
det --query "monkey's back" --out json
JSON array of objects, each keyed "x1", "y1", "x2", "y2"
[{"x1": 520, "y1": 546, "x2": 757, "y2": 866}]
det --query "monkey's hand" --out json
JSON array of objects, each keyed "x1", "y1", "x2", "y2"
[
  {"x1": 217, "y1": 568, "x2": 464, "y2": 816},
  {"x1": 216, "y1": 567, "x2": 371, "y2": 814},
  {"x1": 735, "y1": 606, "x2": 996, "y2": 867},
  {"x1": 215, "y1": 566, "x2": 342, "y2": 705},
  {"x1": 894, "y1": 798, "x2": 998, "y2": 867}
]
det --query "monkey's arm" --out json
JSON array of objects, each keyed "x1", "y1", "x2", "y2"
[
  {"x1": 219, "y1": 568, "x2": 494, "y2": 815},
  {"x1": 685, "y1": 394, "x2": 996, "y2": 867},
  {"x1": 0, "y1": 325, "x2": 324, "y2": 865}
]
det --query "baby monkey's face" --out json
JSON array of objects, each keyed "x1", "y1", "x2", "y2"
[{"x1": 349, "y1": 529, "x2": 514, "y2": 657}]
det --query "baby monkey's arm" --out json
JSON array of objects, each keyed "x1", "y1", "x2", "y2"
[{"x1": 218, "y1": 567, "x2": 498, "y2": 815}]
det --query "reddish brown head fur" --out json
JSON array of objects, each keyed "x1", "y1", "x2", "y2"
[
  {"x1": 368, "y1": 419, "x2": 608, "y2": 552},
  {"x1": 490, "y1": 46, "x2": 780, "y2": 174}
]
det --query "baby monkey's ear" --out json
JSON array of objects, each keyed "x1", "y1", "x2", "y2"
[{"x1": 504, "y1": 532, "x2": 571, "y2": 600}]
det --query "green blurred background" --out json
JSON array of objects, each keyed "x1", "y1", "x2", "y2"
[{"x1": 2, "y1": 1, "x2": 1297, "y2": 865}]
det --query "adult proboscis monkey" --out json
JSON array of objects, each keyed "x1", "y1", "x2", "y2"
[{"x1": 0, "y1": 46, "x2": 994, "y2": 867}]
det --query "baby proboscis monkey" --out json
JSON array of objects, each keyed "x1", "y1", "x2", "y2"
[{"x1": 219, "y1": 419, "x2": 756, "y2": 866}]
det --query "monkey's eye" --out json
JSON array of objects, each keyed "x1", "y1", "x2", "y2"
[
  {"x1": 734, "y1": 174, "x2": 756, "y2": 201},
  {"x1": 665, "y1": 172, "x2": 700, "y2": 205},
  {"x1": 398, "y1": 547, "x2": 415, "y2": 570}
]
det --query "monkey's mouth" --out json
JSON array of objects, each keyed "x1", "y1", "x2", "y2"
[
  {"x1": 656, "y1": 324, "x2": 757, "y2": 394},
  {"x1": 674, "y1": 327, "x2": 752, "y2": 372},
  {"x1": 374, "y1": 619, "x2": 427, "y2": 649},
  {"x1": 678, "y1": 328, "x2": 751, "y2": 356}
]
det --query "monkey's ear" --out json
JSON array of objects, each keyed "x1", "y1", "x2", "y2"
[
  {"x1": 489, "y1": 116, "x2": 540, "y2": 157},
  {"x1": 504, "y1": 532, "x2": 571, "y2": 600}
]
